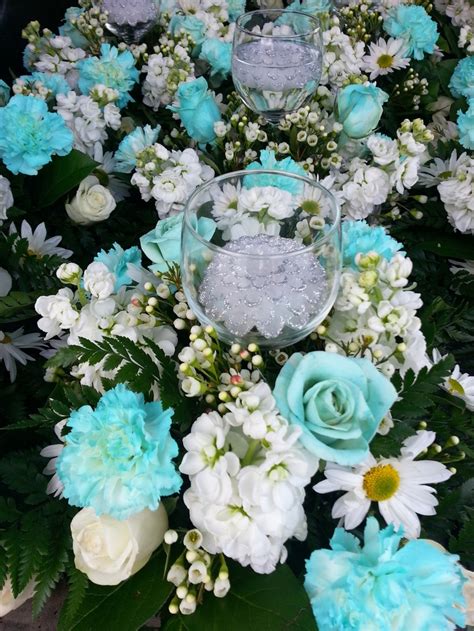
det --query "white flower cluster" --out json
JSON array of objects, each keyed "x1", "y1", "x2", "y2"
[
  {"x1": 56, "y1": 90, "x2": 121, "y2": 156},
  {"x1": 321, "y1": 23, "x2": 366, "y2": 89},
  {"x1": 180, "y1": 383, "x2": 318, "y2": 574},
  {"x1": 131, "y1": 144, "x2": 214, "y2": 217},
  {"x1": 22, "y1": 23, "x2": 86, "y2": 77},
  {"x1": 323, "y1": 250, "x2": 428, "y2": 376},
  {"x1": 420, "y1": 150, "x2": 474, "y2": 234},
  {"x1": 173, "y1": 0, "x2": 233, "y2": 41},
  {"x1": 437, "y1": 0, "x2": 474, "y2": 52}
]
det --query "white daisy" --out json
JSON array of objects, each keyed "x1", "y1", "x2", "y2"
[
  {"x1": 449, "y1": 259, "x2": 474, "y2": 275},
  {"x1": 0, "y1": 328, "x2": 46, "y2": 382},
  {"x1": 314, "y1": 430, "x2": 452, "y2": 538},
  {"x1": 432, "y1": 348, "x2": 474, "y2": 411},
  {"x1": 40, "y1": 419, "x2": 67, "y2": 497},
  {"x1": 9, "y1": 221, "x2": 72, "y2": 259},
  {"x1": 362, "y1": 38, "x2": 410, "y2": 80}
]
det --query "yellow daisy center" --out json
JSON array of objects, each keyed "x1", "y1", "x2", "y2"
[
  {"x1": 362, "y1": 464, "x2": 400, "y2": 501},
  {"x1": 377, "y1": 54, "x2": 394, "y2": 69}
]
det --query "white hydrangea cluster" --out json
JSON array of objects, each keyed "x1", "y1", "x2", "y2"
[
  {"x1": 323, "y1": 251, "x2": 428, "y2": 377},
  {"x1": 131, "y1": 144, "x2": 214, "y2": 217},
  {"x1": 320, "y1": 23, "x2": 365, "y2": 89},
  {"x1": 180, "y1": 383, "x2": 318, "y2": 574},
  {"x1": 56, "y1": 90, "x2": 121, "y2": 156},
  {"x1": 420, "y1": 150, "x2": 474, "y2": 234}
]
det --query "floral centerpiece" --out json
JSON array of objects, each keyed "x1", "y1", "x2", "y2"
[{"x1": 0, "y1": 0, "x2": 473, "y2": 629}]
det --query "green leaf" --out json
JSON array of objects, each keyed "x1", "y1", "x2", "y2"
[
  {"x1": 0, "y1": 290, "x2": 44, "y2": 319},
  {"x1": 32, "y1": 534, "x2": 69, "y2": 617},
  {"x1": 163, "y1": 563, "x2": 315, "y2": 631},
  {"x1": 58, "y1": 564, "x2": 90, "y2": 630},
  {"x1": 0, "y1": 497, "x2": 21, "y2": 523},
  {"x1": 417, "y1": 232, "x2": 474, "y2": 259},
  {"x1": 64, "y1": 551, "x2": 172, "y2": 631},
  {"x1": 35, "y1": 150, "x2": 97, "y2": 209}
]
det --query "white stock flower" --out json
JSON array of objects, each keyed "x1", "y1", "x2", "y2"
[
  {"x1": 314, "y1": 431, "x2": 452, "y2": 538},
  {"x1": 56, "y1": 262, "x2": 81, "y2": 285},
  {"x1": 35, "y1": 288, "x2": 79, "y2": 338},
  {"x1": 367, "y1": 134, "x2": 399, "y2": 166},
  {"x1": 0, "y1": 577, "x2": 36, "y2": 617},
  {"x1": 0, "y1": 175, "x2": 14, "y2": 221},
  {"x1": 83, "y1": 262, "x2": 116, "y2": 299},
  {"x1": 341, "y1": 166, "x2": 391, "y2": 219},
  {"x1": 66, "y1": 176, "x2": 116, "y2": 225},
  {"x1": 71, "y1": 505, "x2": 168, "y2": 585}
]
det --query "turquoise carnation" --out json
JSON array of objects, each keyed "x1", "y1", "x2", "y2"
[
  {"x1": 141, "y1": 213, "x2": 216, "y2": 273},
  {"x1": 384, "y1": 5, "x2": 438, "y2": 60},
  {"x1": 227, "y1": 0, "x2": 246, "y2": 21},
  {"x1": 19, "y1": 72, "x2": 70, "y2": 97},
  {"x1": 77, "y1": 44, "x2": 139, "y2": 108},
  {"x1": 169, "y1": 14, "x2": 206, "y2": 46},
  {"x1": 94, "y1": 243, "x2": 142, "y2": 290},
  {"x1": 305, "y1": 517, "x2": 466, "y2": 631},
  {"x1": 273, "y1": 351, "x2": 397, "y2": 465},
  {"x1": 457, "y1": 100, "x2": 474, "y2": 150},
  {"x1": 244, "y1": 150, "x2": 306, "y2": 194},
  {"x1": 0, "y1": 95, "x2": 73, "y2": 176},
  {"x1": 170, "y1": 78, "x2": 221, "y2": 145},
  {"x1": 57, "y1": 385, "x2": 182, "y2": 519},
  {"x1": 114, "y1": 125, "x2": 161, "y2": 173},
  {"x1": 199, "y1": 39, "x2": 232, "y2": 78},
  {"x1": 449, "y1": 57, "x2": 474, "y2": 100},
  {"x1": 342, "y1": 220, "x2": 403, "y2": 268}
]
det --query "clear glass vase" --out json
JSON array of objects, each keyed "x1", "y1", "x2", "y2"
[
  {"x1": 181, "y1": 169, "x2": 341, "y2": 348},
  {"x1": 102, "y1": 0, "x2": 158, "y2": 43}
]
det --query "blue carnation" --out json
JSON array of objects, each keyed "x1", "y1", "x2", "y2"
[
  {"x1": 169, "y1": 14, "x2": 206, "y2": 46},
  {"x1": 384, "y1": 5, "x2": 438, "y2": 60},
  {"x1": 342, "y1": 220, "x2": 404, "y2": 268},
  {"x1": 114, "y1": 125, "x2": 161, "y2": 173},
  {"x1": 305, "y1": 517, "x2": 466, "y2": 631},
  {"x1": 457, "y1": 100, "x2": 474, "y2": 150},
  {"x1": 94, "y1": 243, "x2": 142, "y2": 290},
  {"x1": 19, "y1": 72, "x2": 70, "y2": 98},
  {"x1": 244, "y1": 149, "x2": 307, "y2": 194},
  {"x1": 449, "y1": 56, "x2": 474, "y2": 100},
  {"x1": 77, "y1": 44, "x2": 139, "y2": 108},
  {"x1": 227, "y1": 0, "x2": 246, "y2": 21},
  {"x1": 0, "y1": 80, "x2": 10, "y2": 107},
  {"x1": 286, "y1": 0, "x2": 333, "y2": 15},
  {"x1": 57, "y1": 384, "x2": 182, "y2": 519},
  {"x1": 0, "y1": 95, "x2": 73, "y2": 176},
  {"x1": 199, "y1": 39, "x2": 232, "y2": 78}
]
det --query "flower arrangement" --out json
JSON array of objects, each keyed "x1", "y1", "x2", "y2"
[{"x1": 0, "y1": 0, "x2": 473, "y2": 629}]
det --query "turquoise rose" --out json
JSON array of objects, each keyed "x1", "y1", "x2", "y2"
[
  {"x1": 449, "y1": 57, "x2": 474, "y2": 100},
  {"x1": 273, "y1": 351, "x2": 397, "y2": 465},
  {"x1": 384, "y1": 5, "x2": 438, "y2": 60},
  {"x1": 337, "y1": 84, "x2": 389, "y2": 139},
  {"x1": 170, "y1": 78, "x2": 221, "y2": 145},
  {"x1": 140, "y1": 213, "x2": 216, "y2": 272},
  {"x1": 457, "y1": 100, "x2": 474, "y2": 150},
  {"x1": 199, "y1": 39, "x2": 232, "y2": 78},
  {"x1": 169, "y1": 15, "x2": 206, "y2": 46}
]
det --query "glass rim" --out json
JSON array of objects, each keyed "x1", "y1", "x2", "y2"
[
  {"x1": 182, "y1": 168, "x2": 341, "y2": 261},
  {"x1": 235, "y1": 9, "x2": 321, "y2": 39}
]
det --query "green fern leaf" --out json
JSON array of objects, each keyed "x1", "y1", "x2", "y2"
[{"x1": 58, "y1": 562, "x2": 89, "y2": 630}]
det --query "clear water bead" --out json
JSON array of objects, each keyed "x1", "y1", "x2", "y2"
[{"x1": 199, "y1": 235, "x2": 328, "y2": 339}]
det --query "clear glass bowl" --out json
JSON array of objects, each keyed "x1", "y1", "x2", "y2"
[
  {"x1": 101, "y1": 0, "x2": 158, "y2": 43},
  {"x1": 181, "y1": 170, "x2": 341, "y2": 348}
]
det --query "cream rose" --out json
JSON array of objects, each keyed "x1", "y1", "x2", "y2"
[
  {"x1": 71, "y1": 504, "x2": 168, "y2": 585},
  {"x1": 0, "y1": 577, "x2": 35, "y2": 617},
  {"x1": 66, "y1": 176, "x2": 116, "y2": 226}
]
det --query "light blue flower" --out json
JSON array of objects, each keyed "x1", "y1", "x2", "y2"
[
  {"x1": 0, "y1": 80, "x2": 10, "y2": 107},
  {"x1": 199, "y1": 39, "x2": 232, "y2": 78},
  {"x1": 94, "y1": 243, "x2": 142, "y2": 290},
  {"x1": 457, "y1": 99, "x2": 474, "y2": 150},
  {"x1": 305, "y1": 517, "x2": 466, "y2": 631},
  {"x1": 141, "y1": 213, "x2": 216, "y2": 273},
  {"x1": 19, "y1": 72, "x2": 70, "y2": 98},
  {"x1": 244, "y1": 149, "x2": 307, "y2": 193},
  {"x1": 384, "y1": 5, "x2": 438, "y2": 60},
  {"x1": 0, "y1": 95, "x2": 73, "y2": 176},
  {"x1": 59, "y1": 7, "x2": 89, "y2": 48},
  {"x1": 227, "y1": 0, "x2": 246, "y2": 21},
  {"x1": 342, "y1": 220, "x2": 403, "y2": 268},
  {"x1": 169, "y1": 15, "x2": 206, "y2": 46},
  {"x1": 170, "y1": 78, "x2": 221, "y2": 145},
  {"x1": 77, "y1": 44, "x2": 139, "y2": 108},
  {"x1": 286, "y1": 0, "x2": 332, "y2": 15},
  {"x1": 57, "y1": 384, "x2": 182, "y2": 519},
  {"x1": 274, "y1": 351, "x2": 397, "y2": 465},
  {"x1": 337, "y1": 83, "x2": 388, "y2": 139},
  {"x1": 114, "y1": 125, "x2": 161, "y2": 173},
  {"x1": 449, "y1": 56, "x2": 474, "y2": 99}
]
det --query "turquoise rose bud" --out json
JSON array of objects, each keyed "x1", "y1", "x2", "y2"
[
  {"x1": 457, "y1": 99, "x2": 474, "y2": 151},
  {"x1": 337, "y1": 83, "x2": 389, "y2": 139},
  {"x1": 170, "y1": 78, "x2": 222, "y2": 145},
  {"x1": 273, "y1": 351, "x2": 397, "y2": 465},
  {"x1": 140, "y1": 213, "x2": 216, "y2": 272},
  {"x1": 199, "y1": 39, "x2": 232, "y2": 78},
  {"x1": 169, "y1": 15, "x2": 206, "y2": 46}
]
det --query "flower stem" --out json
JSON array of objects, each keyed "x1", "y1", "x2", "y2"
[{"x1": 241, "y1": 439, "x2": 261, "y2": 467}]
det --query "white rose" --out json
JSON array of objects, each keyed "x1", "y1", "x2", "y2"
[
  {"x1": 0, "y1": 577, "x2": 36, "y2": 617},
  {"x1": 66, "y1": 176, "x2": 116, "y2": 226},
  {"x1": 71, "y1": 505, "x2": 168, "y2": 586},
  {"x1": 0, "y1": 175, "x2": 14, "y2": 221},
  {"x1": 83, "y1": 262, "x2": 116, "y2": 299},
  {"x1": 0, "y1": 267, "x2": 12, "y2": 297}
]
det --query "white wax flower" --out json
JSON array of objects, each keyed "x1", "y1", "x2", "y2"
[
  {"x1": 0, "y1": 577, "x2": 36, "y2": 617},
  {"x1": 66, "y1": 176, "x2": 116, "y2": 225},
  {"x1": 71, "y1": 504, "x2": 168, "y2": 585}
]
